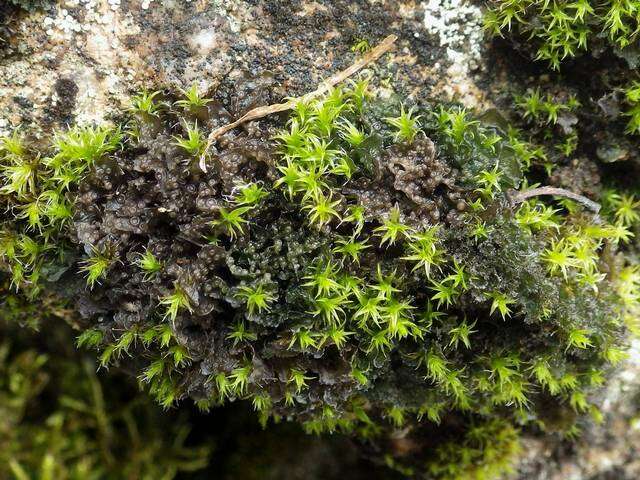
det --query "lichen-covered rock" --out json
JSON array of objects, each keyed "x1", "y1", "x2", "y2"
[{"x1": 0, "y1": 0, "x2": 494, "y2": 137}]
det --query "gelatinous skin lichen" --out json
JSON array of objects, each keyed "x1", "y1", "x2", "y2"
[{"x1": 2, "y1": 77, "x2": 639, "y2": 479}]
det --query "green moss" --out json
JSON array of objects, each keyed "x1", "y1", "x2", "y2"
[
  {"x1": 386, "y1": 418, "x2": 521, "y2": 480},
  {"x1": 623, "y1": 81, "x2": 640, "y2": 135},
  {"x1": 0, "y1": 124, "x2": 122, "y2": 299},
  {"x1": 0, "y1": 277, "x2": 211, "y2": 479},
  {"x1": 485, "y1": 0, "x2": 640, "y2": 70},
  {"x1": 1, "y1": 78, "x2": 639, "y2": 478}
]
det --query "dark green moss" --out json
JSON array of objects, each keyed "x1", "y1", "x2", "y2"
[{"x1": 1, "y1": 78, "x2": 638, "y2": 478}]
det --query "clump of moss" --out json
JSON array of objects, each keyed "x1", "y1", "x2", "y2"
[
  {"x1": 384, "y1": 417, "x2": 521, "y2": 480},
  {"x1": 0, "y1": 276, "x2": 211, "y2": 479},
  {"x1": 1, "y1": 77, "x2": 638, "y2": 478},
  {"x1": 484, "y1": 2, "x2": 640, "y2": 148},
  {"x1": 485, "y1": 0, "x2": 640, "y2": 70},
  {"x1": 0, "y1": 125, "x2": 122, "y2": 299},
  {"x1": 623, "y1": 81, "x2": 640, "y2": 135}
]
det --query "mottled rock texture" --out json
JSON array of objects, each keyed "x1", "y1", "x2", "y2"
[{"x1": 0, "y1": 0, "x2": 494, "y2": 135}]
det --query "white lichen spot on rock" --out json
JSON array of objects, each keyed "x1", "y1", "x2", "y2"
[
  {"x1": 44, "y1": 8, "x2": 83, "y2": 38},
  {"x1": 189, "y1": 28, "x2": 223, "y2": 56},
  {"x1": 422, "y1": 0, "x2": 487, "y2": 106}
]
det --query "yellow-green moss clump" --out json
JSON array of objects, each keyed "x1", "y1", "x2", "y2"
[
  {"x1": 485, "y1": 0, "x2": 640, "y2": 69},
  {"x1": 0, "y1": 276, "x2": 211, "y2": 479},
  {"x1": 1, "y1": 78, "x2": 639, "y2": 478},
  {"x1": 485, "y1": 0, "x2": 640, "y2": 139}
]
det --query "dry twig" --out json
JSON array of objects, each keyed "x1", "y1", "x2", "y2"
[
  {"x1": 199, "y1": 34, "x2": 398, "y2": 171},
  {"x1": 509, "y1": 186, "x2": 601, "y2": 213}
]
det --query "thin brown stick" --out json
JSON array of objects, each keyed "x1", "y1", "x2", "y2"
[
  {"x1": 509, "y1": 186, "x2": 601, "y2": 213},
  {"x1": 199, "y1": 34, "x2": 398, "y2": 171}
]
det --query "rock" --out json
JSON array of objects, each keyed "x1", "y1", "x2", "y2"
[
  {"x1": 0, "y1": 0, "x2": 494, "y2": 136},
  {"x1": 2, "y1": 1, "x2": 640, "y2": 479}
]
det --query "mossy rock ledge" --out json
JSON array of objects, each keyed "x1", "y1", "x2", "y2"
[{"x1": 2, "y1": 1, "x2": 640, "y2": 479}]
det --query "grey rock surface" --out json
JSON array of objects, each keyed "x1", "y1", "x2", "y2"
[{"x1": 0, "y1": 0, "x2": 492, "y2": 135}]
